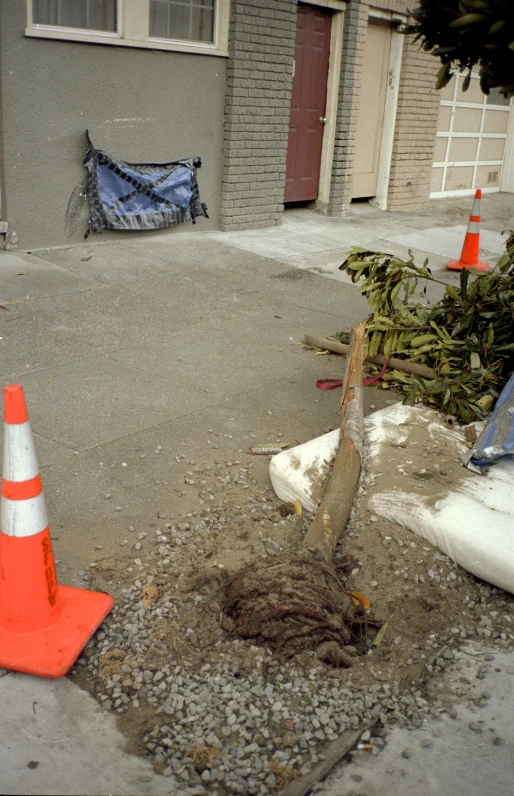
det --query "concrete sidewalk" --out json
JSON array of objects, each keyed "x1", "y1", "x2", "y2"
[{"x1": 0, "y1": 192, "x2": 512, "y2": 795}]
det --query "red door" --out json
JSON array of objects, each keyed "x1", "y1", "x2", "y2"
[{"x1": 285, "y1": 4, "x2": 331, "y2": 203}]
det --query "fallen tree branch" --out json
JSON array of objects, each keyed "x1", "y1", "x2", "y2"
[
  {"x1": 302, "y1": 321, "x2": 366, "y2": 561},
  {"x1": 303, "y1": 334, "x2": 437, "y2": 381},
  {"x1": 278, "y1": 721, "x2": 377, "y2": 796}
]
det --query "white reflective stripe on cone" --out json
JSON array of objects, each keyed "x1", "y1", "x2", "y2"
[
  {"x1": 467, "y1": 221, "x2": 481, "y2": 233},
  {"x1": 471, "y1": 199, "x2": 481, "y2": 217},
  {"x1": 0, "y1": 492, "x2": 48, "y2": 538},
  {"x1": 3, "y1": 421, "x2": 40, "y2": 482}
]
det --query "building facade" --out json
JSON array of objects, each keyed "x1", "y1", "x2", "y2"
[{"x1": 0, "y1": 1, "x2": 512, "y2": 249}]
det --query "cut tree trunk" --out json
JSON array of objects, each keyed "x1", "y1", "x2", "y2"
[
  {"x1": 302, "y1": 321, "x2": 366, "y2": 561},
  {"x1": 221, "y1": 320, "x2": 373, "y2": 657}
]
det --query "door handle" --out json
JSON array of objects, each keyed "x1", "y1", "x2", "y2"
[{"x1": 319, "y1": 117, "x2": 327, "y2": 124}]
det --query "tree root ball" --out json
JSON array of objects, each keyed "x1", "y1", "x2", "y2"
[{"x1": 222, "y1": 550, "x2": 375, "y2": 661}]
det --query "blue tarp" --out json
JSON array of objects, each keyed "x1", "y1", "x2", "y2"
[
  {"x1": 83, "y1": 132, "x2": 208, "y2": 234},
  {"x1": 470, "y1": 372, "x2": 514, "y2": 467}
]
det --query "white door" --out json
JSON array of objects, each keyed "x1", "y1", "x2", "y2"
[{"x1": 352, "y1": 19, "x2": 392, "y2": 199}]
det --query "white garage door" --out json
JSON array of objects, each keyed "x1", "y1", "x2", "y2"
[{"x1": 431, "y1": 72, "x2": 513, "y2": 197}]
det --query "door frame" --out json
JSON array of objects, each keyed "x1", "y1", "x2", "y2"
[
  {"x1": 312, "y1": 2, "x2": 406, "y2": 208},
  {"x1": 317, "y1": 7, "x2": 345, "y2": 204},
  {"x1": 368, "y1": 10, "x2": 405, "y2": 210},
  {"x1": 289, "y1": 0, "x2": 346, "y2": 206}
]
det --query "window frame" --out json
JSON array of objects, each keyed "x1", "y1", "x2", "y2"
[{"x1": 26, "y1": 0, "x2": 230, "y2": 57}]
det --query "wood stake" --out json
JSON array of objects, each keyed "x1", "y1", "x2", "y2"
[
  {"x1": 303, "y1": 334, "x2": 437, "y2": 380},
  {"x1": 278, "y1": 721, "x2": 377, "y2": 796}
]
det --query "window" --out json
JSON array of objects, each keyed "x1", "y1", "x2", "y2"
[
  {"x1": 26, "y1": 0, "x2": 229, "y2": 56},
  {"x1": 33, "y1": 0, "x2": 117, "y2": 31},
  {"x1": 150, "y1": 1, "x2": 214, "y2": 44}
]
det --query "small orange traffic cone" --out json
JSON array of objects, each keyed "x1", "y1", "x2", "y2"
[
  {"x1": 0, "y1": 384, "x2": 114, "y2": 678},
  {"x1": 447, "y1": 189, "x2": 489, "y2": 271}
]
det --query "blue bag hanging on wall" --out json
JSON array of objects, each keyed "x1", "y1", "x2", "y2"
[{"x1": 83, "y1": 131, "x2": 208, "y2": 235}]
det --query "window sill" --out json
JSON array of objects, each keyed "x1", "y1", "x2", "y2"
[{"x1": 25, "y1": 26, "x2": 228, "y2": 57}]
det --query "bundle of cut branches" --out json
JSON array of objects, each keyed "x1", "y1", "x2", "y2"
[{"x1": 338, "y1": 232, "x2": 514, "y2": 422}]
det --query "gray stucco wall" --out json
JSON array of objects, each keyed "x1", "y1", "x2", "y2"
[{"x1": 0, "y1": 3, "x2": 226, "y2": 250}]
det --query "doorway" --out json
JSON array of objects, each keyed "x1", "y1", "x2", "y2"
[
  {"x1": 285, "y1": 4, "x2": 332, "y2": 203},
  {"x1": 352, "y1": 18, "x2": 392, "y2": 199}
]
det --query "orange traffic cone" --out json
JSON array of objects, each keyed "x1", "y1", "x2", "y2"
[
  {"x1": 0, "y1": 384, "x2": 114, "y2": 678},
  {"x1": 447, "y1": 189, "x2": 489, "y2": 271}
]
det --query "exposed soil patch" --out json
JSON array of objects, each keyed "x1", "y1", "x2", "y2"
[
  {"x1": 223, "y1": 551, "x2": 373, "y2": 657},
  {"x1": 67, "y1": 398, "x2": 514, "y2": 793}
]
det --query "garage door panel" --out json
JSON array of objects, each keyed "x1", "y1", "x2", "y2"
[
  {"x1": 479, "y1": 138, "x2": 505, "y2": 162},
  {"x1": 448, "y1": 137, "x2": 479, "y2": 162},
  {"x1": 440, "y1": 82, "x2": 455, "y2": 102},
  {"x1": 445, "y1": 166, "x2": 474, "y2": 191},
  {"x1": 456, "y1": 79, "x2": 484, "y2": 104},
  {"x1": 483, "y1": 111, "x2": 509, "y2": 134},
  {"x1": 434, "y1": 137, "x2": 447, "y2": 162},
  {"x1": 431, "y1": 168, "x2": 444, "y2": 192},
  {"x1": 438, "y1": 105, "x2": 452, "y2": 132},
  {"x1": 476, "y1": 164, "x2": 501, "y2": 187},
  {"x1": 453, "y1": 107, "x2": 482, "y2": 133}
]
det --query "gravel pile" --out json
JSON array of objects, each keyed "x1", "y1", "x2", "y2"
[
  {"x1": 79, "y1": 562, "x2": 510, "y2": 794},
  {"x1": 81, "y1": 596, "x2": 440, "y2": 795},
  {"x1": 75, "y1": 442, "x2": 513, "y2": 795}
]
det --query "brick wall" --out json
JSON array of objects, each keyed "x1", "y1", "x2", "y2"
[
  {"x1": 220, "y1": 0, "x2": 441, "y2": 230},
  {"x1": 387, "y1": 37, "x2": 441, "y2": 210},
  {"x1": 322, "y1": 0, "x2": 369, "y2": 216},
  {"x1": 220, "y1": 0, "x2": 296, "y2": 231}
]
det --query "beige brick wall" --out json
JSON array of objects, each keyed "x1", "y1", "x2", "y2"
[{"x1": 387, "y1": 37, "x2": 441, "y2": 210}]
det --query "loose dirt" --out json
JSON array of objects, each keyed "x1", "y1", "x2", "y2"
[{"x1": 70, "y1": 395, "x2": 514, "y2": 782}]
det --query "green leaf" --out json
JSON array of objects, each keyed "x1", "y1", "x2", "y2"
[
  {"x1": 373, "y1": 611, "x2": 395, "y2": 647},
  {"x1": 489, "y1": 20, "x2": 506, "y2": 35},
  {"x1": 458, "y1": 404, "x2": 472, "y2": 424},
  {"x1": 410, "y1": 334, "x2": 438, "y2": 348},
  {"x1": 368, "y1": 331, "x2": 383, "y2": 359},
  {"x1": 476, "y1": 395, "x2": 494, "y2": 411},
  {"x1": 460, "y1": 268, "x2": 469, "y2": 297},
  {"x1": 470, "y1": 352, "x2": 481, "y2": 370},
  {"x1": 449, "y1": 13, "x2": 486, "y2": 28},
  {"x1": 445, "y1": 284, "x2": 461, "y2": 302},
  {"x1": 494, "y1": 343, "x2": 514, "y2": 352},
  {"x1": 436, "y1": 62, "x2": 453, "y2": 91}
]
